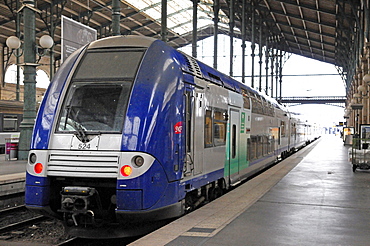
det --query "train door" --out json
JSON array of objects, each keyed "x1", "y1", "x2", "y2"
[
  {"x1": 229, "y1": 109, "x2": 240, "y2": 185},
  {"x1": 184, "y1": 86, "x2": 204, "y2": 177},
  {"x1": 193, "y1": 88, "x2": 204, "y2": 175}
]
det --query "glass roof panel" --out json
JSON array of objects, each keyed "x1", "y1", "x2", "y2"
[{"x1": 124, "y1": 0, "x2": 229, "y2": 35}]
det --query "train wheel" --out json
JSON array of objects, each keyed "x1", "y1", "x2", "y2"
[
  {"x1": 208, "y1": 186, "x2": 223, "y2": 201},
  {"x1": 281, "y1": 151, "x2": 286, "y2": 159},
  {"x1": 184, "y1": 194, "x2": 195, "y2": 213}
]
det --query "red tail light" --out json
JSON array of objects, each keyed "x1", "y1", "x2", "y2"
[
  {"x1": 121, "y1": 165, "x2": 132, "y2": 177},
  {"x1": 34, "y1": 163, "x2": 43, "y2": 174}
]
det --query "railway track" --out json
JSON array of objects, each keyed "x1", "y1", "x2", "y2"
[
  {"x1": 0, "y1": 214, "x2": 47, "y2": 235},
  {"x1": 0, "y1": 205, "x2": 47, "y2": 234},
  {"x1": 0, "y1": 174, "x2": 25, "y2": 210},
  {"x1": 0, "y1": 204, "x2": 26, "y2": 216},
  {"x1": 0, "y1": 204, "x2": 136, "y2": 245},
  {"x1": 0, "y1": 207, "x2": 67, "y2": 244}
]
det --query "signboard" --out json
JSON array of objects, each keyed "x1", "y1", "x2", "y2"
[
  {"x1": 241, "y1": 112, "x2": 245, "y2": 133},
  {"x1": 61, "y1": 16, "x2": 97, "y2": 63}
]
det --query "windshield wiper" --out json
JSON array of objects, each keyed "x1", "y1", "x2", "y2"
[
  {"x1": 72, "y1": 121, "x2": 89, "y2": 143},
  {"x1": 63, "y1": 105, "x2": 71, "y2": 130}
]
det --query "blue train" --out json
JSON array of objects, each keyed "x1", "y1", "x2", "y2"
[{"x1": 25, "y1": 35, "x2": 319, "y2": 238}]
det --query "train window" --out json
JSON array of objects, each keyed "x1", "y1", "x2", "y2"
[
  {"x1": 281, "y1": 121, "x2": 286, "y2": 137},
  {"x1": 204, "y1": 108, "x2": 227, "y2": 147},
  {"x1": 260, "y1": 98, "x2": 266, "y2": 115},
  {"x1": 57, "y1": 82, "x2": 132, "y2": 133},
  {"x1": 241, "y1": 89, "x2": 250, "y2": 109},
  {"x1": 256, "y1": 136, "x2": 263, "y2": 158},
  {"x1": 251, "y1": 94, "x2": 263, "y2": 114},
  {"x1": 247, "y1": 138, "x2": 251, "y2": 161},
  {"x1": 291, "y1": 123, "x2": 296, "y2": 137},
  {"x1": 205, "y1": 109, "x2": 212, "y2": 147},
  {"x1": 249, "y1": 136, "x2": 258, "y2": 160},
  {"x1": 267, "y1": 102, "x2": 274, "y2": 116},
  {"x1": 232, "y1": 125, "x2": 236, "y2": 158},
  {"x1": 73, "y1": 49, "x2": 145, "y2": 80},
  {"x1": 213, "y1": 110, "x2": 227, "y2": 146}
]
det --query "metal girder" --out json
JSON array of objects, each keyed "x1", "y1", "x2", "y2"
[
  {"x1": 261, "y1": 4, "x2": 336, "y2": 29},
  {"x1": 0, "y1": 0, "x2": 365, "y2": 89}
]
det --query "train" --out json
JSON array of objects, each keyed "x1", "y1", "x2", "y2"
[{"x1": 25, "y1": 35, "x2": 320, "y2": 238}]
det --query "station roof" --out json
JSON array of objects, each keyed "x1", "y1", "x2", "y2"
[{"x1": 0, "y1": 0, "x2": 362, "y2": 82}]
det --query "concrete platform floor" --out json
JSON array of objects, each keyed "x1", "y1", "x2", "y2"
[
  {"x1": 130, "y1": 135, "x2": 370, "y2": 246},
  {"x1": 0, "y1": 154, "x2": 26, "y2": 176}
]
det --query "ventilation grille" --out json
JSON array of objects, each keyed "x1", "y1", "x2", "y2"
[
  {"x1": 182, "y1": 54, "x2": 202, "y2": 77},
  {"x1": 47, "y1": 153, "x2": 119, "y2": 178}
]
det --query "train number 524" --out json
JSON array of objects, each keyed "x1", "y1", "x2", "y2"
[{"x1": 78, "y1": 143, "x2": 90, "y2": 150}]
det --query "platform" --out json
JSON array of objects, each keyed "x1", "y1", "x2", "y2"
[
  {"x1": 129, "y1": 135, "x2": 370, "y2": 246},
  {"x1": 0, "y1": 155, "x2": 26, "y2": 199},
  {"x1": 0, "y1": 155, "x2": 27, "y2": 176}
]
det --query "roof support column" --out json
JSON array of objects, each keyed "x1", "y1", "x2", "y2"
[
  {"x1": 213, "y1": 0, "x2": 220, "y2": 69},
  {"x1": 365, "y1": 1, "x2": 370, "y2": 42},
  {"x1": 258, "y1": 17, "x2": 263, "y2": 92},
  {"x1": 18, "y1": 0, "x2": 37, "y2": 160},
  {"x1": 192, "y1": 0, "x2": 198, "y2": 58},
  {"x1": 270, "y1": 48, "x2": 274, "y2": 98},
  {"x1": 275, "y1": 49, "x2": 279, "y2": 100},
  {"x1": 279, "y1": 49, "x2": 283, "y2": 102},
  {"x1": 229, "y1": 0, "x2": 234, "y2": 77},
  {"x1": 265, "y1": 39, "x2": 269, "y2": 96},
  {"x1": 49, "y1": 2, "x2": 55, "y2": 80},
  {"x1": 161, "y1": 0, "x2": 167, "y2": 42},
  {"x1": 251, "y1": 1, "x2": 256, "y2": 88},
  {"x1": 112, "y1": 0, "x2": 121, "y2": 36},
  {"x1": 360, "y1": 57, "x2": 367, "y2": 124},
  {"x1": 16, "y1": 0, "x2": 21, "y2": 101},
  {"x1": 357, "y1": 69, "x2": 363, "y2": 130},
  {"x1": 241, "y1": 0, "x2": 246, "y2": 83}
]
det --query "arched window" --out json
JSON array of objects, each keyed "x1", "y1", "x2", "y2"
[
  {"x1": 4, "y1": 64, "x2": 23, "y2": 84},
  {"x1": 36, "y1": 69, "x2": 50, "y2": 89},
  {"x1": 4, "y1": 64, "x2": 50, "y2": 89}
]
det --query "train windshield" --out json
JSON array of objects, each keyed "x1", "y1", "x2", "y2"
[
  {"x1": 56, "y1": 48, "x2": 145, "y2": 134},
  {"x1": 57, "y1": 82, "x2": 131, "y2": 133}
]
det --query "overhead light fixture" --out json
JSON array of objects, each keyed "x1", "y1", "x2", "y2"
[
  {"x1": 6, "y1": 35, "x2": 54, "y2": 58},
  {"x1": 363, "y1": 74, "x2": 370, "y2": 84},
  {"x1": 353, "y1": 93, "x2": 361, "y2": 98}
]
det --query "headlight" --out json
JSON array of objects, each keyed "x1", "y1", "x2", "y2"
[
  {"x1": 132, "y1": 156, "x2": 144, "y2": 167},
  {"x1": 29, "y1": 153, "x2": 37, "y2": 164}
]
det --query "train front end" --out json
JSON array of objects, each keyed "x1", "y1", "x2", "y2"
[{"x1": 25, "y1": 36, "x2": 185, "y2": 238}]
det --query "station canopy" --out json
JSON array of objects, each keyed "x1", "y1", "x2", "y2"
[{"x1": 0, "y1": 0, "x2": 362, "y2": 79}]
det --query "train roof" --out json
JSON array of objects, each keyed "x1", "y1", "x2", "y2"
[
  {"x1": 87, "y1": 35, "x2": 155, "y2": 49},
  {"x1": 178, "y1": 45, "x2": 284, "y2": 111}
]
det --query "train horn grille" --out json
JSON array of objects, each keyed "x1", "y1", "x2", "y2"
[{"x1": 47, "y1": 153, "x2": 119, "y2": 178}]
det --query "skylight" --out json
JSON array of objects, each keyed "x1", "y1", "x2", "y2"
[{"x1": 124, "y1": 0, "x2": 229, "y2": 35}]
